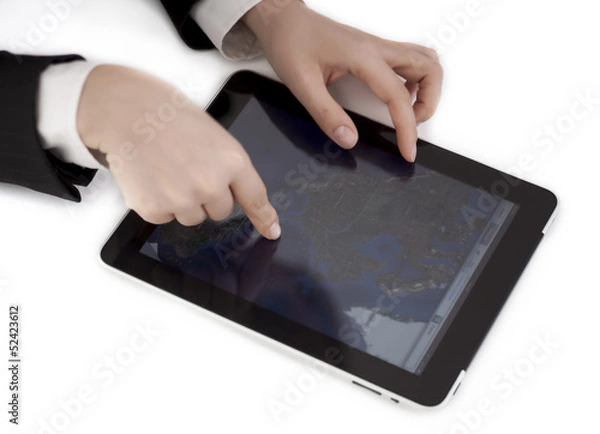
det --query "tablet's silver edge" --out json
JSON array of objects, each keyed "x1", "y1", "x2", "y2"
[
  {"x1": 96, "y1": 220, "x2": 463, "y2": 410},
  {"x1": 542, "y1": 194, "x2": 560, "y2": 235}
]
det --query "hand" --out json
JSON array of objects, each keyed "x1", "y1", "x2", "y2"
[
  {"x1": 244, "y1": 0, "x2": 443, "y2": 162},
  {"x1": 76, "y1": 65, "x2": 281, "y2": 240}
]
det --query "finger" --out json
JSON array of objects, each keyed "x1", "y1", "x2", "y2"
[
  {"x1": 230, "y1": 165, "x2": 280, "y2": 240},
  {"x1": 112, "y1": 167, "x2": 176, "y2": 224},
  {"x1": 382, "y1": 45, "x2": 443, "y2": 124},
  {"x1": 203, "y1": 189, "x2": 235, "y2": 221},
  {"x1": 137, "y1": 211, "x2": 174, "y2": 225},
  {"x1": 125, "y1": 195, "x2": 175, "y2": 225},
  {"x1": 354, "y1": 62, "x2": 418, "y2": 161},
  {"x1": 395, "y1": 42, "x2": 440, "y2": 61},
  {"x1": 405, "y1": 81, "x2": 419, "y2": 104},
  {"x1": 285, "y1": 68, "x2": 359, "y2": 149},
  {"x1": 174, "y1": 205, "x2": 208, "y2": 227},
  {"x1": 411, "y1": 67, "x2": 443, "y2": 124}
]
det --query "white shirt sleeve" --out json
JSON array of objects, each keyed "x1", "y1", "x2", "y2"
[
  {"x1": 37, "y1": 61, "x2": 104, "y2": 169},
  {"x1": 190, "y1": 0, "x2": 264, "y2": 60},
  {"x1": 35, "y1": 1, "x2": 267, "y2": 170}
]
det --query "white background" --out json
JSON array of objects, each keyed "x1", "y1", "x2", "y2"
[{"x1": 1, "y1": 0, "x2": 599, "y2": 433}]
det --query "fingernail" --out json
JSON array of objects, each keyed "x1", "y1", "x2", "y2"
[
  {"x1": 268, "y1": 222, "x2": 281, "y2": 240},
  {"x1": 333, "y1": 126, "x2": 357, "y2": 148},
  {"x1": 411, "y1": 143, "x2": 417, "y2": 162}
]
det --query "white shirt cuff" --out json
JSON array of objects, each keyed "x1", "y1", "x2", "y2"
[
  {"x1": 190, "y1": 0, "x2": 263, "y2": 60},
  {"x1": 37, "y1": 60, "x2": 104, "y2": 170}
]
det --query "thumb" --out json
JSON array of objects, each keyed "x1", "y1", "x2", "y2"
[{"x1": 287, "y1": 70, "x2": 359, "y2": 149}]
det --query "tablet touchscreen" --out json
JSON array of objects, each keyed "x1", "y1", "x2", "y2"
[{"x1": 139, "y1": 96, "x2": 518, "y2": 376}]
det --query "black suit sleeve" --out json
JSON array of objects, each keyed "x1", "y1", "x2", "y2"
[
  {"x1": 0, "y1": 51, "x2": 97, "y2": 202},
  {"x1": 0, "y1": 2, "x2": 214, "y2": 202},
  {"x1": 160, "y1": 0, "x2": 215, "y2": 50}
]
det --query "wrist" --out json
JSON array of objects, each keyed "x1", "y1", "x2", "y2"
[
  {"x1": 77, "y1": 64, "x2": 148, "y2": 154},
  {"x1": 77, "y1": 64, "x2": 123, "y2": 152},
  {"x1": 243, "y1": 0, "x2": 306, "y2": 46}
]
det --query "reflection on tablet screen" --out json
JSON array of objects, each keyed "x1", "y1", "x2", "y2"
[{"x1": 139, "y1": 98, "x2": 518, "y2": 375}]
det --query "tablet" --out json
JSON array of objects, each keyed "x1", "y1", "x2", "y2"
[{"x1": 101, "y1": 70, "x2": 558, "y2": 407}]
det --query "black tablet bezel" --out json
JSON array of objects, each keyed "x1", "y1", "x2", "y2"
[{"x1": 101, "y1": 71, "x2": 557, "y2": 406}]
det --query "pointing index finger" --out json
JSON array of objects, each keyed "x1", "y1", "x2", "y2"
[
  {"x1": 354, "y1": 62, "x2": 418, "y2": 161},
  {"x1": 230, "y1": 164, "x2": 281, "y2": 240}
]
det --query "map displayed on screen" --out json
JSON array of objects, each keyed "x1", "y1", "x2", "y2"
[{"x1": 140, "y1": 98, "x2": 517, "y2": 374}]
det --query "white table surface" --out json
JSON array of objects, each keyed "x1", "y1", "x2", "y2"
[{"x1": 1, "y1": 1, "x2": 599, "y2": 433}]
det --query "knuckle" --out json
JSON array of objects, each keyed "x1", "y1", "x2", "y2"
[
  {"x1": 124, "y1": 197, "x2": 138, "y2": 212},
  {"x1": 314, "y1": 104, "x2": 336, "y2": 124},
  {"x1": 429, "y1": 60, "x2": 444, "y2": 77},
  {"x1": 209, "y1": 203, "x2": 235, "y2": 222},
  {"x1": 141, "y1": 211, "x2": 170, "y2": 225},
  {"x1": 177, "y1": 213, "x2": 206, "y2": 227},
  {"x1": 195, "y1": 176, "x2": 221, "y2": 202},
  {"x1": 252, "y1": 185, "x2": 269, "y2": 206},
  {"x1": 423, "y1": 47, "x2": 440, "y2": 61},
  {"x1": 408, "y1": 51, "x2": 427, "y2": 70},
  {"x1": 201, "y1": 188, "x2": 220, "y2": 205},
  {"x1": 247, "y1": 194, "x2": 271, "y2": 219},
  {"x1": 293, "y1": 67, "x2": 314, "y2": 89},
  {"x1": 417, "y1": 102, "x2": 434, "y2": 118},
  {"x1": 225, "y1": 148, "x2": 250, "y2": 173},
  {"x1": 258, "y1": 205, "x2": 276, "y2": 226},
  {"x1": 135, "y1": 200, "x2": 166, "y2": 223},
  {"x1": 283, "y1": 65, "x2": 315, "y2": 98},
  {"x1": 170, "y1": 193, "x2": 197, "y2": 212}
]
